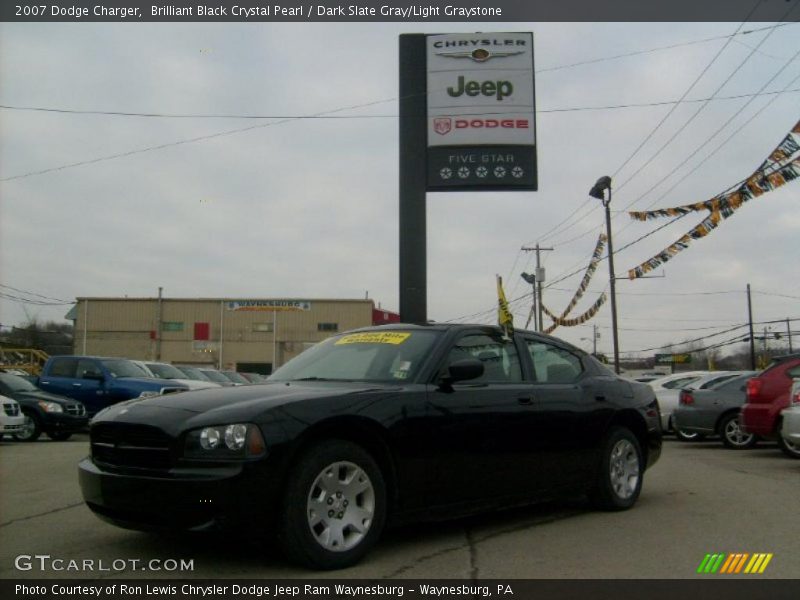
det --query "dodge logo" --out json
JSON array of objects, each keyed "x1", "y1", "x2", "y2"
[{"x1": 433, "y1": 117, "x2": 452, "y2": 135}]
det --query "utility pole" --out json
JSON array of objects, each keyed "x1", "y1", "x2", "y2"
[
  {"x1": 520, "y1": 272, "x2": 538, "y2": 331},
  {"x1": 521, "y1": 244, "x2": 553, "y2": 332},
  {"x1": 787, "y1": 317, "x2": 793, "y2": 353},
  {"x1": 593, "y1": 323, "x2": 598, "y2": 355},
  {"x1": 746, "y1": 284, "x2": 756, "y2": 370},
  {"x1": 156, "y1": 286, "x2": 163, "y2": 361}
]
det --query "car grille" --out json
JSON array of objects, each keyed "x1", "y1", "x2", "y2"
[
  {"x1": 91, "y1": 423, "x2": 173, "y2": 470},
  {"x1": 3, "y1": 402, "x2": 20, "y2": 417},
  {"x1": 66, "y1": 403, "x2": 86, "y2": 417}
]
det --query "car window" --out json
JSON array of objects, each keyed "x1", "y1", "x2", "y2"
[
  {"x1": 77, "y1": 359, "x2": 103, "y2": 379},
  {"x1": 716, "y1": 376, "x2": 750, "y2": 392},
  {"x1": 444, "y1": 333, "x2": 522, "y2": 384},
  {"x1": 0, "y1": 373, "x2": 38, "y2": 392},
  {"x1": 49, "y1": 358, "x2": 78, "y2": 378},
  {"x1": 662, "y1": 376, "x2": 702, "y2": 389},
  {"x1": 698, "y1": 374, "x2": 739, "y2": 389},
  {"x1": 526, "y1": 340, "x2": 583, "y2": 383},
  {"x1": 787, "y1": 365, "x2": 800, "y2": 378},
  {"x1": 100, "y1": 359, "x2": 144, "y2": 378}
]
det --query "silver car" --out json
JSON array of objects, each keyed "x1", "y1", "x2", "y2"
[
  {"x1": 779, "y1": 379, "x2": 800, "y2": 458},
  {"x1": 672, "y1": 372, "x2": 756, "y2": 448}
]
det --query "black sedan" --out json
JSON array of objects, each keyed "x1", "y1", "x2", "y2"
[
  {"x1": 0, "y1": 373, "x2": 88, "y2": 441},
  {"x1": 79, "y1": 324, "x2": 662, "y2": 569}
]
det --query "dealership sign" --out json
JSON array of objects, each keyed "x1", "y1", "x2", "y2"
[
  {"x1": 226, "y1": 300, "x2": 311, "y2": 312},
  {"x1": 654, "y1": 353, "x2": 692, "y2": 365},
  {"x1": 426, "y1": 32, "x2": 537, "y2": 190}
]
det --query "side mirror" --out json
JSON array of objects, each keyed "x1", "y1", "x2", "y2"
[{"x1": 441, "y1": 358, "x2": 484, "y2": 387}]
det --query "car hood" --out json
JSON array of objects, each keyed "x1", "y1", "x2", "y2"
[
  {"x1": 93, "y1": 381, "x2": 396, "y2": 430},
  {"x1": 12, "y1": 390, "x2": 77, "y2": 405}
]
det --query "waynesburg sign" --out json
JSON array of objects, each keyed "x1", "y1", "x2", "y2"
[{"x1": 425, "y1": 32, "x2": 537, "y2": 191}]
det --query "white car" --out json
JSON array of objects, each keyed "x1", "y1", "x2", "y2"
[
  {"x1": 779, "y1": 379, "x2": 800, "y2": 458},
  {"x1": 0, "y1": 394, "x2": 25, "y2": 438},
  {"x1": 647, "y1": 371, "x2": 708, "y2": 433},
  {"x1": 137, "y1": 361, "x2": 221, "y2": 391}
]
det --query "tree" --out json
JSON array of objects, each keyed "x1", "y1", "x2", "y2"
[{"x1": 1, "y1": 319, "x2": 73, "y2": 355}]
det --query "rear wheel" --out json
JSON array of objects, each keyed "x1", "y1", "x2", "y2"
[
  {"x1": 278, "y1": 439, "x2": 386, "y2": 569},
  {"x1": 589, "y1": 426, "x2": 643, "y2": 511},
  {"x1": 13, "y1": 412, "x2": 41, "y2": 442},
  {"x1": 778, "y1": 433, "x2": 800, "y2": 459},
  {"x1": 719, "y1": 413, "x2": 756, "y2": 449}
]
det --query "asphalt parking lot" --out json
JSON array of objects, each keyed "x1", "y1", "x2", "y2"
[{"x1": 0, "y1": 435, "x2": 797, "y2": 579}]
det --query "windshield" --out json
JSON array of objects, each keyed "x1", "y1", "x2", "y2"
[
  {"x1": 101, "y1": 359, "x2": 149, "y2": 378},
  {"x1": 270, "y1": 330, "x2": 441, "y2": 383},
  {"x1": 175, "y1": 366, "x2": 211, "y2": 381},
  {"x1": 200, "y1": 369, "x2": 233, "y2": 384},
  {"x1": 0, "y1": 373, "x2": 38, "y2": 392},
  {"x1": 222, "y1": 371, "x2": 249, "y2": 384},
  {"x1": 146, "y1": 363, "x2": 186, "y2": 379}
]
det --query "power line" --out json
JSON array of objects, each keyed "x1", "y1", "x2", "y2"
[{"x1": 0, "y1": 284, "x2": 71, "y2": 303}]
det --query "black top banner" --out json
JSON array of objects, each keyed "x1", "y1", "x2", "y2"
[{"x1": 2, "y1": 0, "x2": 800, "y2": 22}]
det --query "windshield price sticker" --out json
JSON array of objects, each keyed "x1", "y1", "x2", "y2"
[{"x1": 335, "y1": 332, "x2": 411, "y2": 345}]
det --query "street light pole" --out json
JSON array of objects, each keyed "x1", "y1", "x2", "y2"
[{"x1": 589, "y1": 176, "x2": 620, "y2": 374}]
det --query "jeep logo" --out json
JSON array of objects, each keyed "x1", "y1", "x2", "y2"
[{"x1": 446, "y1": 76, "x2": 513, "y2": 101}]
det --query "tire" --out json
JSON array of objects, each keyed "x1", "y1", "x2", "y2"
[
  {"x1": 278, "y1": 439, "x2": 386, "y2": 569},
  {"x1": 675, "y1": 429, "x2": 706, "y2": 442},
  {"x1": 13, "y1": 412, "x2": 41, "y2": 442},
  {"x1": 47, "y1": 431, "x2": 72, "y2": 441},
  {"x1": 589, "y1": 426, "x2": 644, "y2": 511},
  {"x1": 778, "y1": 434, "x2": 800, "y2": 459},
  {"x1": 719, "y1": 413, "x2": 757, "y2": 450}
]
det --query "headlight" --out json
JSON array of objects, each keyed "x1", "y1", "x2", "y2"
[
  {"x1": 38, "y1": 401, "x2": 63, "y2": 413},
  {"x1": 184, "y1": 423, "x2": 265, "y2": 459}
]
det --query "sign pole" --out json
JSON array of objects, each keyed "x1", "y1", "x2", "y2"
[{"x1": 398, "y1": 34, "x2": 428, "y2": 324}]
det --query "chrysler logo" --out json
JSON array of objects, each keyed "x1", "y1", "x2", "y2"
[{"x1": 436, "y1": 48, "x2": 524, "y2": 62}]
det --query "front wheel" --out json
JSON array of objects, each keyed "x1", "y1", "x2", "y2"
[
  {"x1": 589, "y1": 426, "x2": 644, "y2": 511},
  {"x1": 720, "y1": 413, "x2": 756, "y2": 449},
  {"x1": 13, "y1": 412, "x2": 41, "y2": 442},
  {"x1": 278, "y1": 439, "x2": 386, "y2": 569},
  {"x1": 778, "y1": 433, "x2": 800, "y2": 459}
]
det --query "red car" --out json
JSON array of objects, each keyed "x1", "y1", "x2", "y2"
[{"x1": 740, "y1": 354, "x2": 800, "y2": 458}]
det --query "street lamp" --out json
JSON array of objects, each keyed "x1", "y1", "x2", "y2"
[{"x1": 589, "y1": 176, "x2": 620, "y2": 374}]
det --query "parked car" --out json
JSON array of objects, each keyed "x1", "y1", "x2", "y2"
[
  {"x1": 741, "y1": 354, "x2": 800, "y2": 458},
  {"x1": 140, "y1": 361, "x2": 221, "y2": 391},
  {"x1": 38, "y1": 356, "x2": 188, "y2": 416},
  {"x1": 0, "y1": 394, "x2": 25, "y2": 439},
  {"x1": 647, "y1": 371, "x2": 708, "y2": 436},
  {"x1": 172, "y1": 365, "x2": 216, "y2": 383},
  {"x1": 239, "y1": 372, "x2": 269, "y2": 383},
  {"x1": 672, "y1": 372, "x2": 756, "y2": 449},
  {"x1": 220, "y1": 370, "x2": 250, "y2": 385},
  {"x1": 196, "y1": 368, "x2": 237, "y2": 386},
  {"x1": 0, "y1": 373, "x2": 88, "y2": 441},
  {"x1": 79, "y1": 324, "x2": 662, "y2": 569},
  {"x1": 779, "y1": 379, "x2": 800, "y2": 455}
]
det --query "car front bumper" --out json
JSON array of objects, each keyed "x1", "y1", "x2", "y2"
[
  {"x1": 42, "y1": 412, "x2": 89, "y2": 433},
  {"x1": 78, "y1": 457, "x2": 280, "y2": 532}
]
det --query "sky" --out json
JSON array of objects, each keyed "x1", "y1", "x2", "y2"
[{"x1": 0, "y1": 18, "x2": 799, "y2": 359}]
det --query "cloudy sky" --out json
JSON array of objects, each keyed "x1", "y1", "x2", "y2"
[{"x1": 1, "y1": 17, "x2": 799, "y2": 358}]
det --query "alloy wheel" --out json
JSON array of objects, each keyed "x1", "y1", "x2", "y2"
[
  {"x1": 723, "y1": 418, "x2": 754, "y2": 448},
  {"x1": 609, "y1": 439, "x2": 640, "y2": 500},
  {"x1": 306, "y1": 461, "x2": 375, "y2": 552}
]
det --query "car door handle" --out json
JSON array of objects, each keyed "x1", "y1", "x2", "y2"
[
  {"x1": 517, "y1": 396, "x2": 534, "y2": 405},
  {"x1": 595, "y1": 395, "x2": 607, "y2": 402},
  {"x1": 73, "y1": 383, "x2": 82, "y2": 387}
]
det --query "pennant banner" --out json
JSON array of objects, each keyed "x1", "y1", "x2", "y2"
[
  {"x1": 627, "y1": 119, "x2": 800, "y2": 280},
  {"x1": 541, "y1": 233, "x2": 607, "y2": 334},
  {"x1": 542, "y1": 293, "x2": 607, "y2": 333},
  {"x1": 496, "y1": 275, "x2": 514, "y2": 338}
]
